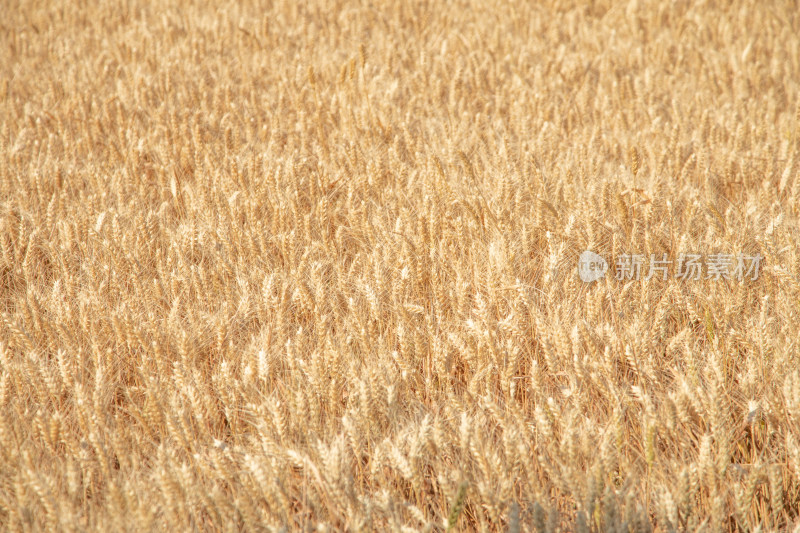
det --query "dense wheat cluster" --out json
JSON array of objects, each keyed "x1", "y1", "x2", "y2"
[{"x1": 2, "y1": 0, "x2": 800, "y2": 531}]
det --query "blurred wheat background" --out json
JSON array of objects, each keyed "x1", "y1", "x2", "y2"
[{"x1": 1, "y1": 0, "x2": 800, "y2": 531}]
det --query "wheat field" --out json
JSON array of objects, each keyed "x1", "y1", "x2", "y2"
[{"x1": 1, "y1": 0, "x2": 799, "y2": 531}]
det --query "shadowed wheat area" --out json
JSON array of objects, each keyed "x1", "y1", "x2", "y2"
[{"x1": 1, "y1": 0, "x2": 800, "y2": 531}]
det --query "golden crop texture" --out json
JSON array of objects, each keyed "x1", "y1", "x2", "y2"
[{"x1": 1, "y1": 0, "x2": 800, "y2": 531}]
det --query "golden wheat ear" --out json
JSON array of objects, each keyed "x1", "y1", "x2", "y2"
[{"x1": 1, "y1": 0, "x2": 797, "y2": 530}]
